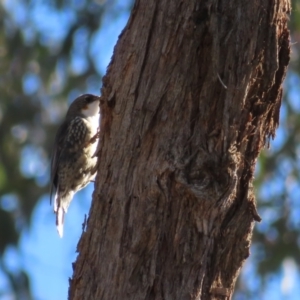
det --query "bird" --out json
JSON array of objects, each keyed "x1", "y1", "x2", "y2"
[{"x1": 50, "y1": 94, "x2": 100, "y2": 237}]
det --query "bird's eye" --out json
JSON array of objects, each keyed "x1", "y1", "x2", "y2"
[{"x1": 85, "y1": 95, "x2": 95, "y2": 103}]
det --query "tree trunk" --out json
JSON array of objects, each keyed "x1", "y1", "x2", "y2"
[{"x1": 69, "y1": 0, "x2": 290, "y2": 299}]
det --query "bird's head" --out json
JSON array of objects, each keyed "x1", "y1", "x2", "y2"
[{"x1": 66, "y1": 94, "x2": 100, "y2": 119}]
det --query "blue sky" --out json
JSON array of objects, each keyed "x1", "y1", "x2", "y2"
[{"x1": 1, "y1": 1, "x2": 130, "y2": 299}]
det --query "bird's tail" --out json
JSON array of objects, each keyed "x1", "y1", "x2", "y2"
[
  {"x1": 53, "y1": 189, "x2": 74, "y2": 238},
  {"x1": 54, "y1": 193, "x2": 65, "y2": 238},
  {"x1": 56, "y1": 207, "x2": 65, "y2": 238}
]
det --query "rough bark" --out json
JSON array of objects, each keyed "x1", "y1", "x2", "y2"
[{"x1": 69, "y1": 0, "x2": 290, "y2": 299}]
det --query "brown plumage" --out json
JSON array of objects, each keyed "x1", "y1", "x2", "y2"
[{"x1": 50, "y1": 94, "x2": 100, "y2": 237}]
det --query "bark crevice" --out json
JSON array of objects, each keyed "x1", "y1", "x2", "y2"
[{"x1": 69, "y1": 1, "x2": 290, "y2": 299}]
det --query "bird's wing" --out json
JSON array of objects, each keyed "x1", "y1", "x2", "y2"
[
  {"x1": 50, "y1": 117, "x2": 88, "y2": 205},
  {"x1": 64, "y1": 116, "x2": 88, "y2": 151},
  {"x1": 50, "y1": 120, "x2": 69, "y2": 204}
]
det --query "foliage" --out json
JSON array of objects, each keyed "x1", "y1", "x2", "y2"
[{"x1": 0, "y1": 0, "x2": 131, "y2": 297}]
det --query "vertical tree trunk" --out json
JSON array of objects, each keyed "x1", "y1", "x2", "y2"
[{"x1": 69, "y1": 0, "x2": 290, "y2": 299}]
